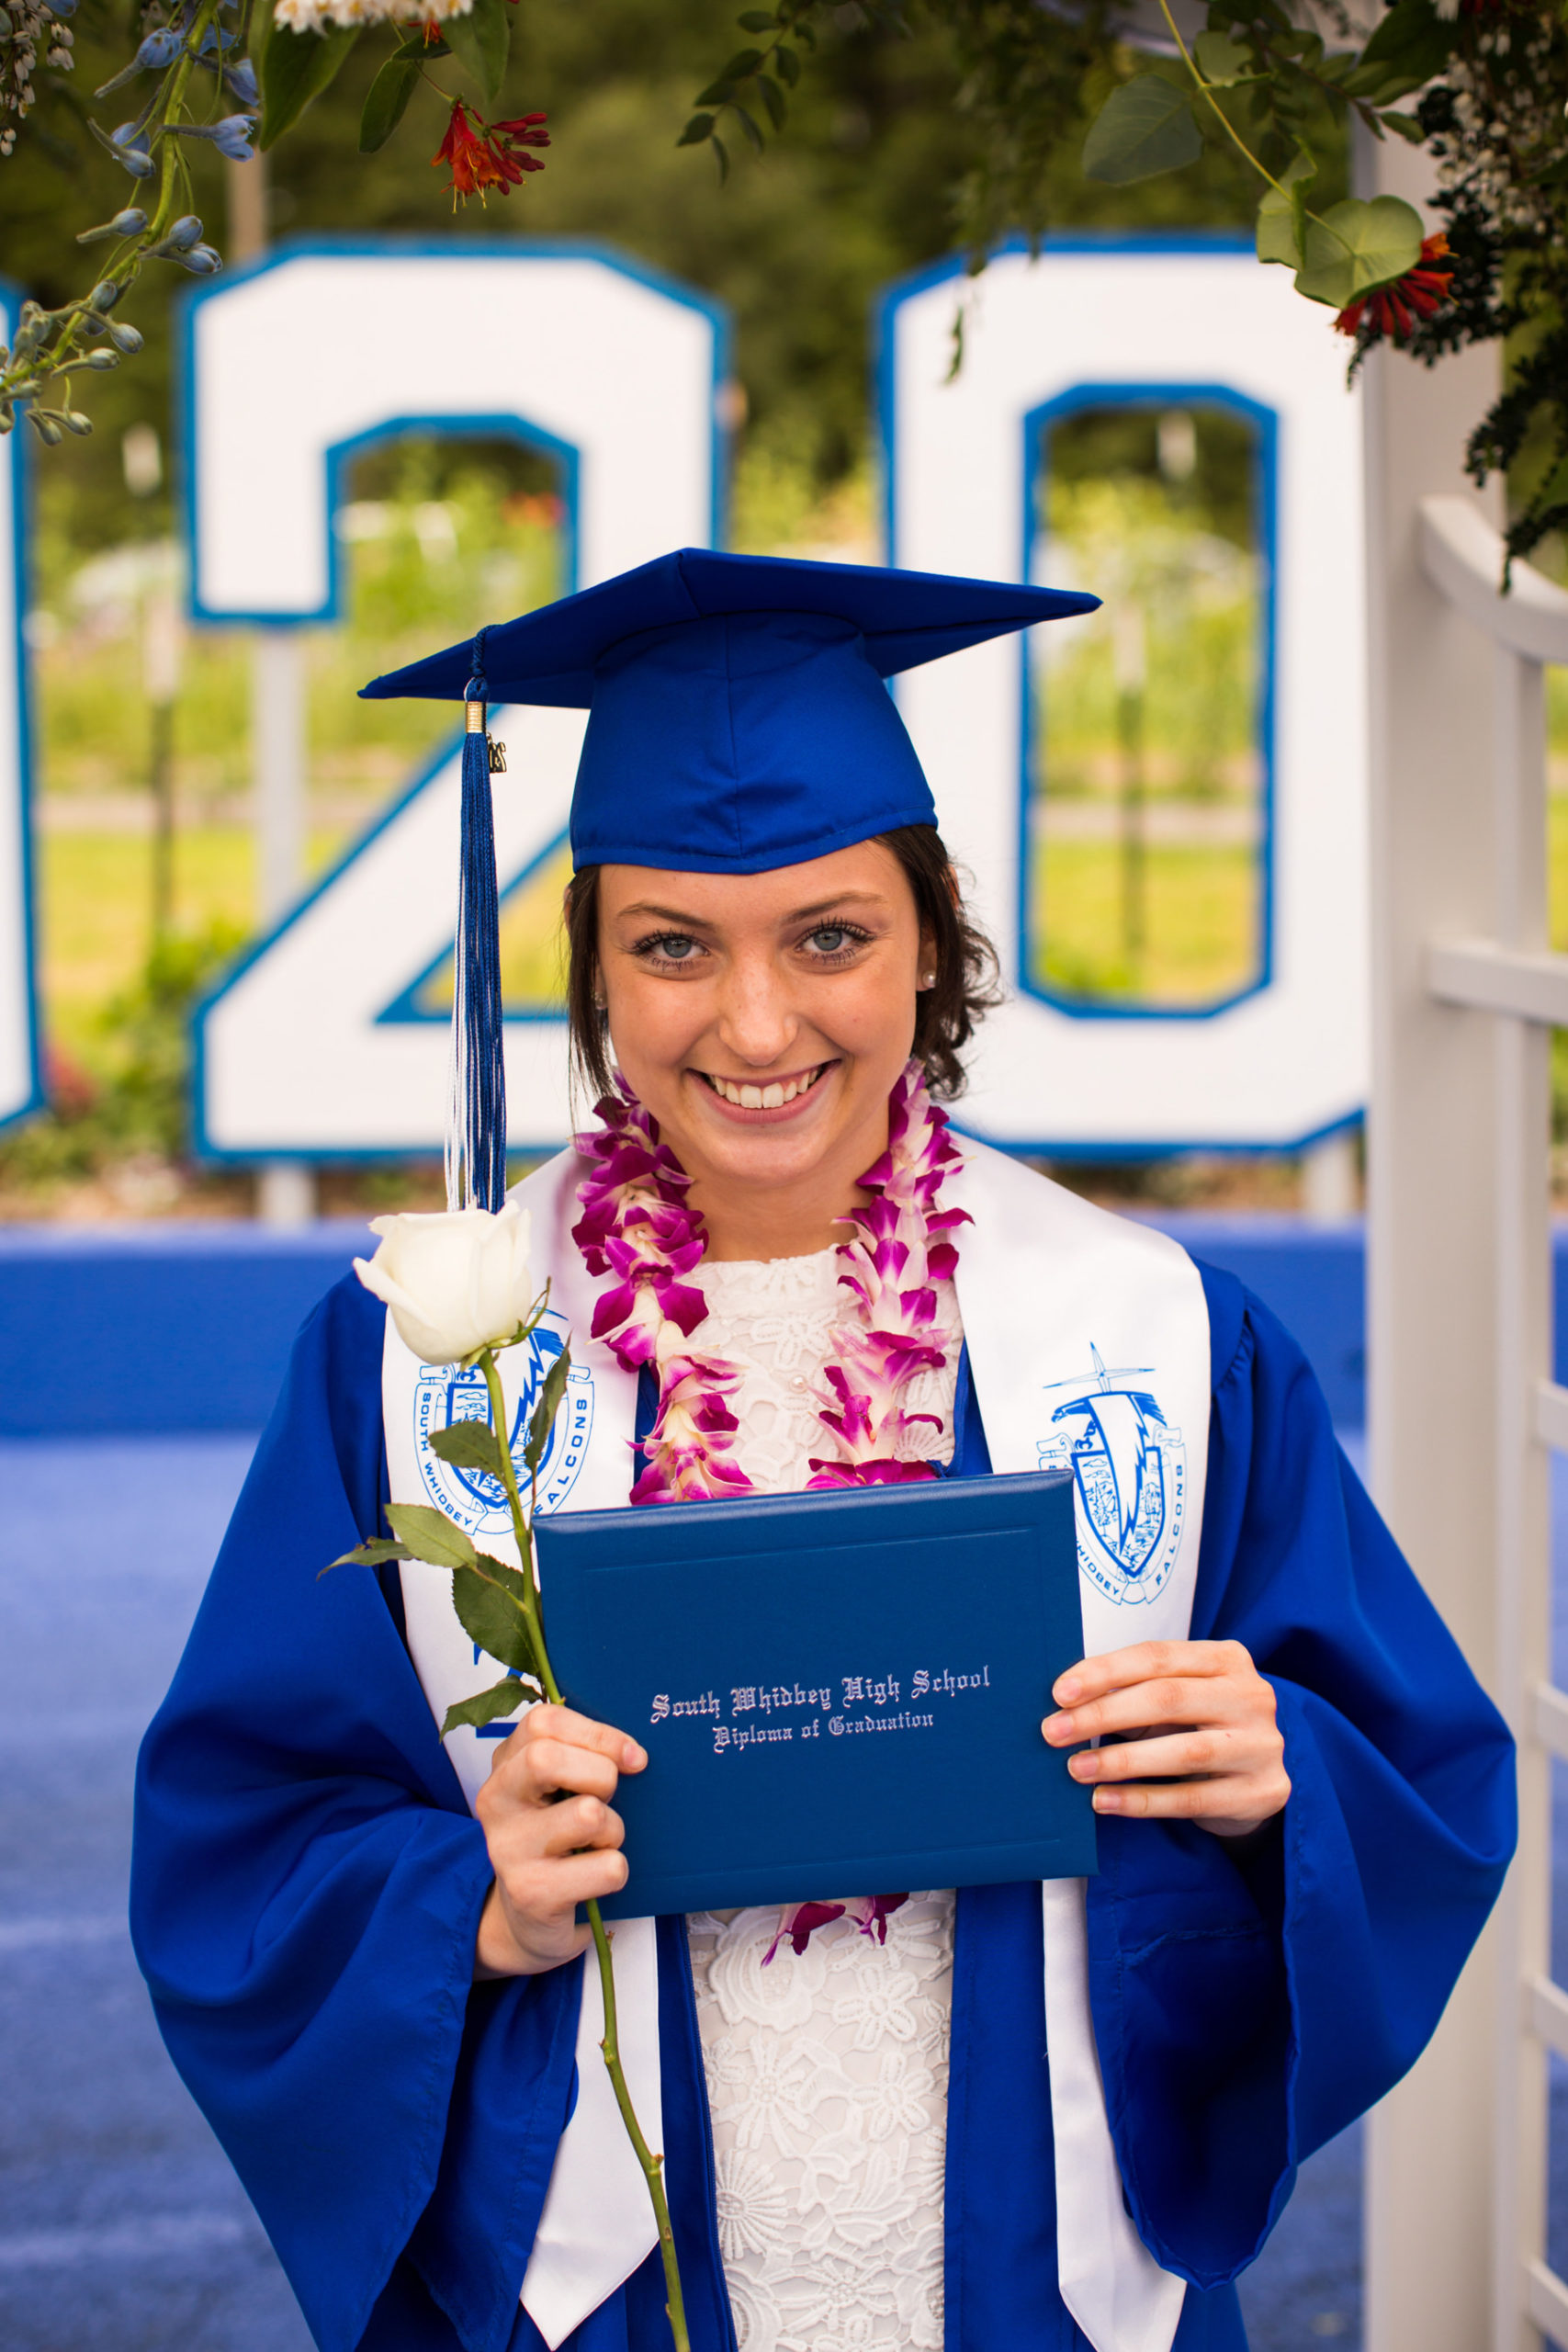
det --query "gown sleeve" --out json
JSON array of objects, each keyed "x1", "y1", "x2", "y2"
[
  {"x1": 1086, "y1": 1262, "x2": 1517, "y2": 2290},
  {"x1": 130, "y1": 1275, "x2": 583, "y2": 2352}
]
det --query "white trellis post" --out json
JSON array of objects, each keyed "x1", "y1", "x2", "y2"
[{"x1": 1360, "y1": 141, "x2": 1568, "y2": 2352}]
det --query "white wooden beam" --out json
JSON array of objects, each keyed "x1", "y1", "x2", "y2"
[
  {"x1": 1428, "y1": 942, "x2": 1568, "y2": 1027},
  {"x1": 1418, "y1": 496, "x2": 1568, "y2": 668}
]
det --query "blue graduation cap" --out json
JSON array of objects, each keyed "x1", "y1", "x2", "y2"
[
  {"x1": 360, "y1": 548, "x2": 1097, "y2": 1211},
  {"x1": 364, "y1": 546, "x2": 1097, "y2": 874}
]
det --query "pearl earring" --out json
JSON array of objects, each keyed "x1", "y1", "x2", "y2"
[{"x1": 920, "y1": 971, "x2": 937, "y2": 989}]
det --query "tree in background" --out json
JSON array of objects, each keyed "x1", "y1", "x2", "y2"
[{"x1": 0, "y1": 0, "x2": 1563, "y2": 570}]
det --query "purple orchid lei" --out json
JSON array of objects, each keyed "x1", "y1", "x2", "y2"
[
  {"x1": 570, "y1": 1059, "x2": 969, "y2": 1959},
  {"x1": 570, "y1": 1057, "x2": 971, "y2": 1505}
]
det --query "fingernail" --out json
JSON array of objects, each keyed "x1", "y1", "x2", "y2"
[
  {"x1": 1069, "y1": 1753, "x2": 1099, "y2": 1781},
  {"x1": 625, "y1": 1741, "x2": 646, "y2": 1770},
  {"x1": 1093, "y1": 1789, "x2": 1122, "y2": 1812},
  {"x1": 1055, "y1": 1675, "x2": 1082, "y2": 1703},
  {"x1": 1041, "y1": 1712, "x2": 1071, "y2": 1743}
]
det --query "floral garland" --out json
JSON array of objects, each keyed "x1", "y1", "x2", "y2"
[{"x1": 570, "y1": 1057, "x2": 970, "y2": 1506}]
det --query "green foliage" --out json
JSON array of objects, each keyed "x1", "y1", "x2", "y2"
[
  {"x1": 525, "y1": 1345, "x2": 572, "y2": 1476},
  {"x1": 450, "y1": 1553, "x2": 539, "y2": 1674},
  {"x1": 0, "y1": 917, "x2": 243, "y2": 1189},
  {"x1": 443, "y1": 1673, "x2": 531, "y2": 1734},
  {"x1": 326, "y1": 1536, "x2": 412, "y2": 1569},
  {"x1": 442, "y1": 0, "x2": 512, "y2": 106},
  {"x1": 429, "y1": 1419, "x2": 509, "y2": 1479},
  {"x1": 385, "y1": 1499, "x2": 479, "y2": 1567},
  {"x1": 1083, "y1": 75, "x2": 1201, "y2": 185},
  {"x1": 358, "y1": 39, "x2": 433, "y2": 153},
  {"x1": 254, "y1": 4, "x2": 357, "y2": 151},
  {"x1": 1294, "y1": 194, "x2": 1423, "y2": 310}
]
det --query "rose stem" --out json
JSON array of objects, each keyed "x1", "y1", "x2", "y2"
[{"x1": 479, "y1": 1348, "x2": 692, "y2": 2352}]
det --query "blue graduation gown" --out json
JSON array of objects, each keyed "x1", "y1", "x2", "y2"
[{"x1": 130, "y1": 1261, "x2": 1515, "y2": 2352}]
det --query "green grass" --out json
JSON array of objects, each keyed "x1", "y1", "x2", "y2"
[{"x1": 1033, "y1": 840, "x2": 1258, "y2": 1007}]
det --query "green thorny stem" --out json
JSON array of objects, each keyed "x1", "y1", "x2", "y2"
[
  {"x1": 478, "y1": 1350, "x2": 692, "y2": 2352},
  {"x1": 0, "y1": 0, "x2": 227, "y2": 435}
]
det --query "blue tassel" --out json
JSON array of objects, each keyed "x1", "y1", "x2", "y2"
[{"x1": 450, "y1": 639, "x2": 507, "y2": 1213}]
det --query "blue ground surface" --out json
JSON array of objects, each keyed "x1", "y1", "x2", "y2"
[{"x1": 0, "y1": 1426, "x2": 1515, "y2": 2352}]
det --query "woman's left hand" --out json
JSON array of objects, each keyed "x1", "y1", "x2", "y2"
[{"x1": 1041, "y1": 1639, "x2": 1290, "y2": 1840}]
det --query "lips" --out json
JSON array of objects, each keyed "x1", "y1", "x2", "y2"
[{"x1": 697, "y1": 1062, "x2": 829, "y2": 1112}]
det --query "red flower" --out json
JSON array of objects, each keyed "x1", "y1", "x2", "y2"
[
  {"x1": 433, "y1": 99, "x2": 548, "y2": 206},
  {"x1": 1336, "y1": 234, "x2": 1453, "y2": 345}
]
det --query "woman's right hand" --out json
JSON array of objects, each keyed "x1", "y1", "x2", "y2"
[{"x1": 472, "y1": 1703, "x2": 647, "y2": 1978}]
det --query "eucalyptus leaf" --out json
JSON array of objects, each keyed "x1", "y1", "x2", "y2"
[
  {"x1": 1193, "y1": 31, "x2": 1253, "y2": 86},
  {"x1": 1295, "y1": 194, "x2": 1424, "y2": 310},
  {"x1": 441, "y1": 0, "x2": 510, "y2": 103},
  {"x1": 711, "y1": 131, "x2": 730, "y2": 181},
  {"x1": 451, "y1": 1557, "x2": 537, "y2": 1674},
  {"x1": 254, "y1": 1, "x2": 357, "y2": 150},
  {"x1": 756, "y1": 73, "x2": 786, "y2": 130},
  {"x1": 429, "y1": 1419, "x2": 508, "y2": 1479},
  {"x1": 774, "y1": 44, "x2": 799, "y2": 86},
  {"x1": 358, "y1": 51, "x2": 421, "y2": 153},
  {"x1": 385, "y1": 1500, "x2": 479, "y2": 1570},
  {"x1": 677, "y1": 112, "x2": 716, "y2": 144},
  {"x1": 443, "y1": 1675, "x2": 530, "y2": 1736},
  {"x1": 525, "y1": 1346, "x2": 573, "y2": 1476},
  {"x1": 1083, "y1": 77, "x2": 1201, "y2": 186}
]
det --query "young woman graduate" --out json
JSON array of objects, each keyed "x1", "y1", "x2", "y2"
[{"x1": 132, "y1": 548, "x2": 1516, "y2": 2352}]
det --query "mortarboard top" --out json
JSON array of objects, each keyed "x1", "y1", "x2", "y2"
[{"x1": 361, "y1": 548, "x2": 1099, "y2": 877}]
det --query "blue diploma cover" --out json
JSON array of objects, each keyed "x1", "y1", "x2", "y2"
[{"x1": 536, "y1": 1469, "x2": 1096, "y2": 1919}]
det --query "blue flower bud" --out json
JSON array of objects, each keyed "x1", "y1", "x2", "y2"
[
  {"x1": 208, "y1": 113, "x2": 254, "y2": 161},
  {"x1": 223, "y1": 58, "x2": 257, "y2": 106},
  {"x1": 51, "y1": 0, "x2": 78, "y2": 17},
  {"x1": 107, "y1": 320, "x2": 143, "y2": 354},
  {"x1": 81, "y1": 349, "x2": 119, "y2": 370},
  {"x1": 197, "y1": 23, "x2": 235, "y2": 51},
  {"x1": 88, "y1": 278, "x2": 119, "y2": 311},
  {"x1": 112, "y1": 208, "x2": 147, "y2": 234},
  {"x1": 165, "y1": 213, "x2": 203, "y2": 250},
  {"x1": 178, "y1": 244, "x2": 221, "y2": 276},
  {"x1": 134, "y1": 27, "x2": 182, "y2": 67},
  {"x1": 110, "y1": 126, "x2": 156, "y2": 176}
]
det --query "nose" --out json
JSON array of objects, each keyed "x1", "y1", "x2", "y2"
[{"x1": 712, "y1": 948, "x2": 801, "y2": 1070}]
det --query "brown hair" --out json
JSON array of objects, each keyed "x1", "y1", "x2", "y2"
[{"x1": 562, "y1": 825, "x2": 1001, "y2": 1107}]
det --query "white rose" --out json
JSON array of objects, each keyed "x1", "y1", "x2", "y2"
[{"x1": 353, "y1": 1199, "x2": 535, "y2": 1366}]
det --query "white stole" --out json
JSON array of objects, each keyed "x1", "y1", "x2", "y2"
[{"x1": 381, "y1": 1137, "x2": 1211, "y2": 2352}]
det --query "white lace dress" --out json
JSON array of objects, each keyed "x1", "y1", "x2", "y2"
[{"x1": 683, "y1": 1250, "x2": 961, "y2": 2352}]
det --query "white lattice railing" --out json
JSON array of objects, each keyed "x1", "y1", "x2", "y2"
[{"x1": 1417, "y1": 493, "x2": 1568, "y2": 2350}]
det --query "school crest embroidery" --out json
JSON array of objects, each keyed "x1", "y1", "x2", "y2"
[
  {"x1": 1035, "y1": 1344, "x2": 1187, "y2": 1607},
  {"x1": 412, "y1": 1308, "x2": 595, "y2": 1536}
]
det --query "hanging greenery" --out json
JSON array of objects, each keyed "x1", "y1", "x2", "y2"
[{"x1": 1, "y1": 0, "x2": 1564, "y2": 570}]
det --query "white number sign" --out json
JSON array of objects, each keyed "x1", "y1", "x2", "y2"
[
  {"x1": 882, "y1": 235, "x2": 1367, "y2": 1152},
  {"x1": 190, "y1": 241, "x2": 726, "y2": 1159}
]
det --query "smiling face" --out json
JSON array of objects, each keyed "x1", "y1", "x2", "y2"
[{"x1": 595, "y1": 840, "x2": 931, "y2": 1260}]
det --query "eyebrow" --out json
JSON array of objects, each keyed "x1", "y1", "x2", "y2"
[{"x1": 616, "y1": 891, "x2": 891, "y2": 929}]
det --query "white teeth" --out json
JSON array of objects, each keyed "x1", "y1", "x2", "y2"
[{"x1": 708, "y1": 1066, "x2": 822, "y2": 1107}]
